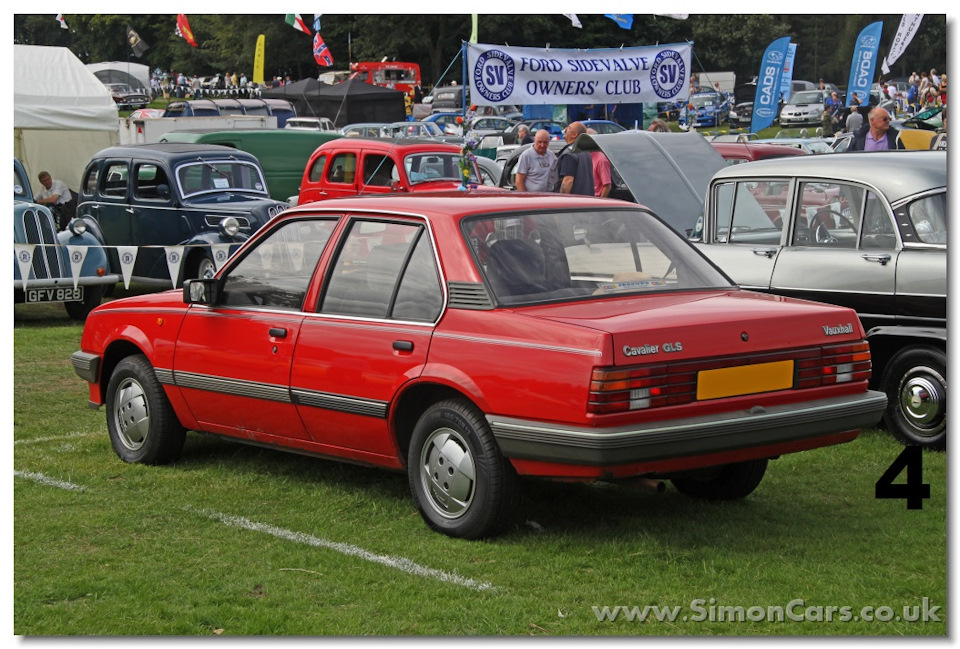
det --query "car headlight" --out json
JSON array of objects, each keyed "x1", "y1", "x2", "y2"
[
  {"x1": 220, "y1": 216, "x2": 240, "y2": 237},
  {"x1": 68, "y1": 219, "x2": 87, "y2": 236}
]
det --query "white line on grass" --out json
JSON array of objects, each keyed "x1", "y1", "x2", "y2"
[
  {"x1": 187, "y1": 507, "x2": 496, "y2": 592},
  {"x1": 14, "y1": 470, "x2": 86, "y2": 492},
  {"x1": 14, "y1": 431, "x2": 99, "y2": 446}
]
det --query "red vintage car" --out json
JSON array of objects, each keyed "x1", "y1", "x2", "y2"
[
  {"x1": 72, "y1": 193, "x2": 885, "y2": 539},
  {"x1": 297, "y1": 138, "x2": 497, "y2": 204}
]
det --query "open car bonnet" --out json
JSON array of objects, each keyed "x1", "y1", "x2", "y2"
[{"x1": 571, "y1": 131, "x2": 726, "y2": 236}]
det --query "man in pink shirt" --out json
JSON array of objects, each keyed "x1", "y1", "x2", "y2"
[{"x1": 586, "y1": 128, "x2": 612, "y2": 197}]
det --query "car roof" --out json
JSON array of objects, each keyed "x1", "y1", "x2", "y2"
[
  {"x1": 315, "y1": 138, "x2": 462, "y2": 153},
  {"x1": 711, "y1": 141, "x2": 809, "y2": 160},
  {"x1": 91, "y1": 143, "x2": 263, "y2": 162},
  {"x1": 290, "y1": 191, "x2": 615, "y2": 220},
  {"x1": 711, "y1": 151, "x2": 946, "y2": 202}
]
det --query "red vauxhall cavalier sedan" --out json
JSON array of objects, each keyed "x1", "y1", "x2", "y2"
[{"x1": 72, "y1": 193, "x2": 886, "y2": 539}]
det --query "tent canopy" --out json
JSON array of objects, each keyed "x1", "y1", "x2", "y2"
[
  {"x1": 262, "y1": 78, "x2": 406, "y2": 127},
  {"x1": 15, "y1": 44, "x2": 119, "y2": 131},
  {"x1": 86, "y1": 61, "x2": 150, "y2": 92}
]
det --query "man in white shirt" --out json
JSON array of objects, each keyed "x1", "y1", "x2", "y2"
[
  {"x1": 514, "y1": 130, "x2": 557, "y2": 192},
  {"x1": 35, "y1": 171, "x2": 74, "y2": 230}
]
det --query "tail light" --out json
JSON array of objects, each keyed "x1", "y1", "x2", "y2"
[{"x1": 588, "y1": 341, "x2": 872, "y2": 415}]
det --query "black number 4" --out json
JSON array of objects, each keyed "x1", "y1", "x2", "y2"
[{"x1": 875, "y1": 446, "x2": 931, "y2": 510}]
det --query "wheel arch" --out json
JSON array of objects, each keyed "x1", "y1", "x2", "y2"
[
  {"x1": 97, "y1": 338, "x2": 148, "y2": 404},
  {"x1": 391, "y1": 381, "x2": 481, "y2": 468},
  {"x1": 866, "y1": 326, "x2": 946, "y2": 387}
]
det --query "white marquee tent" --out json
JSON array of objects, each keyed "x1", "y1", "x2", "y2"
[
  {"x1": 86, "y1": 60, "x2": 151, "y2": 92},
  {"x1": 14, "y1": 44, "x2": 119, "y2": 192}
]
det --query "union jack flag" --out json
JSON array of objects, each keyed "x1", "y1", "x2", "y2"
[{"x1": 313, "y1": 33, "x2": 334, "y2": 67}]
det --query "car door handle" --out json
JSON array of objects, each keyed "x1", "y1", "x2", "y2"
[
  {"x1": 269, "y1": 327, "x2": 288, "y2": 338},
  {"x1": 861, "y1": 253, "x2": 892, "y2": 266},
  {"x1": 125, "y1": 207, "x2": 135, "y2": 214},
  {"x1": 751, "y1": 248, "x2": 778, "y2": 258},
  {"x1": 393, "y1": 340, "x2": 414, "y2": 352}
]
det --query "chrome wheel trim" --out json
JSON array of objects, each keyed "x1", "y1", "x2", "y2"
[
  {"x1": 419, "y1": 428, "x2": 476, "y2": 520},
  {"x1": 113, "y1": 377, "x2": 150, "y2": 451},
  {"x1": 197, "y1": 256, "x2": 217, "y2": 280},
  {"x1": 898, "y1": 364, "x2": 947, "y2": 437}
]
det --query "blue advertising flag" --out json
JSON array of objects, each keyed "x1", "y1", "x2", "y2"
[
  {"x1": 605, "y1": 14, "x2": 633, "y2": 30},
  {"x1": 780, "y1": 43, "x2": 797, "y2": 101},
  {"x1": 750, "y1": 36, "x2": 791, "y2": 134},
  {"x1": 846, "y1": 22, "x2": 883, "y2": 107}
]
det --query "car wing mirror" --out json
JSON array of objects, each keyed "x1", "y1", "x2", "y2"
[{"x1": 183, "y1": 278, "x2": 220, "y2": 305}]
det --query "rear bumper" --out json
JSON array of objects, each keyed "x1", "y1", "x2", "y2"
[{"x1": 488, "y1": 390, "x2": 887, "y2": 466}]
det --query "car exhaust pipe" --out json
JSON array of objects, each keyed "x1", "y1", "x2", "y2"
[{"x1": 622, "y1": 477, "x2": 667, "y2": 494}]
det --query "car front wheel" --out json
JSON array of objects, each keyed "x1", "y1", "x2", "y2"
[
  {"x1": 408, "y1": 399, "x2": 518, "y2": 539},
  {"x1": 105, "y1": 354, "x2": 186, "y2": 464},
  {"x1": 881, "y1": 346, "x2": 946, "y2": 450},
  {"x1": 670, "y1": 458, "x2": 768, "y2": 500},
  {"x1": 64, "y1": 284, "x2": 104, "y2": 321}
]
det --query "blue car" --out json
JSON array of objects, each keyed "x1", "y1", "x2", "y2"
[
  {"x1": 422, "y1": 112, "x2": 464, "y2": 136},
  {"x1": 679, "y1": 91, "x2": 732, "y2": 130},
  {"x1": 14, "y1": 158, "x2": 118, "y2": 319}
]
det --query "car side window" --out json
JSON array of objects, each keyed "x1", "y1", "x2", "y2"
[
  {"x1": 795, "y1": 182, "x2": 861, "y2": 248},
  {"x1": 133, "y1": 164, "x2": 170, "y2": 201},
  {"x1": 362, "y1": 155, "x2": 397, "y2": 187},
  {"x1": 320, "y1": 220, "x2": 441, "y2": 321},
  {"x1": 81, "y1": 166, "x2": 98, "y2": 197},
  {"x1": 307, "y1": 154, "x2": 327, "y2": 183},
  {"x1": 721, "y1": 181, "x2": 785, "y2": 244},
  {"x1": 328, "y1": 153, "x2": 356, "y2": 184},
  {"x1": 220, "y1": 218, "x2": 336, "y2": 311},
  {"x1": 905, "y1": 194, "x2": 947, "y2": 245},
  {"x1": 101, "y1": 162, "x2": 129, "y2": 198}
]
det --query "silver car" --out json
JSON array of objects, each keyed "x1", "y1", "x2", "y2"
[
  {"x1": 690, "y1": 152, "x2": 946, "y2": 449},
  {"x1": 779, "y1": 90, "x2": 830, "y2": 127}
]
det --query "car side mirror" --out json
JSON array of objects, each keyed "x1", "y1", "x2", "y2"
[
  {"x1": 156, "y1": 183, "x2": 171, "y2": 199},
  {"x1": 183, "y1": 278, "x2": 219, "y2": 305}
]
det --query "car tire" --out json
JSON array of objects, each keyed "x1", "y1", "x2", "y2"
[
  {"x1": 880, "y1": 346, "x2": 946, "y2": 450},
  {"x1": 105, "y1": 354, "x2": 186, "y2": 465},
  {"x1": 671, "y1": 458, "x2": 768, "y2": 500},
  {"x1": 190, "y1": 253, "x2": 218, "y2": 282},
  {"x1": 408, "y1": 398, "x2": 519, "y2": 539},
  {"x1": 64, "y1": 284, "x2": 104, "y2": 321}
]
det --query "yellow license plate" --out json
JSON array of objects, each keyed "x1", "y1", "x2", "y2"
[{"x1": 697, "y1": 360, "x2": 794, "y2": 400}]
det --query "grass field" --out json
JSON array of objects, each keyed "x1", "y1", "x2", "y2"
[{"x1": 12, "y1": 299, "x2": 946, "y2": 636}]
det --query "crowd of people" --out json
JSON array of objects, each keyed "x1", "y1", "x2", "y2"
[{"x1": 148, "y1": 69, "x2": 291, "y2": 100}]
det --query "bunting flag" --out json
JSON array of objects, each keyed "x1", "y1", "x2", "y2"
[
  {"x1": 881, "y1": 14, "x2": 923, "y2": 75},
  {"x1": 313, "y1": 32, "x2": 334, "y2": 67},
  {"x1": 15, "y1": 244, "x2": 34, "y2": 291},
  {"x1": 126, "y1": 24, "x2": 149, "y2": 58},
  {"x1": 211, "y1": 245, "x2": 232, "y2": 271},
  {"x1": 55, "y1": 14, "x2": 68, "y2": 29},
  {"x1": 564, "y1": 14, "x2": 582, "y2": 29},
  {"x1": 116, "y1": 246, "x2": 138, "y2": 289},
  {"x1": 67, "y1": 246, "x2": 88, "y2": 290},
  {"x1": 470, "y1": 14, "x2": 478, "y2": 44},
  {"x1": 285, "y1": 14, "x2": 311, "y2": 35},
  {"x1": 605, "y1": 14, "x2": 633, "y2": 30},
  {"x1": 164, "y1": 246, "x2": 185, "y2": 287},
  {"x1": 176, "y1": 14, "x2": 198, "y2": 47}
]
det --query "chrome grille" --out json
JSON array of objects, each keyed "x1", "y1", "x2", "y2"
[{"x1": 20, "y1": 208, "x2": 63, "y2": 280}]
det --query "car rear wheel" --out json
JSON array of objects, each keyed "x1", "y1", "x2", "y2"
[
  {"x1": 408, "y1": 398, "x2": 518, "y2": 539},
  {"x1": 881, "y1": 346, "x2": 946, "y2": 450},
  {"x1": 671, "y1": 459, "x2": 768, "y2": 500},
  {"x1": 64, "y1": 285, "x2": 104, "y2": 321},
  {"x1": 106, "y1": 354, "x2": 186, "y2": 464}
]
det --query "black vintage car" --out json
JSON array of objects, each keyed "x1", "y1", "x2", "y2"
[
  {"x1": 75, "y1": 143, "x2": 288, "y2": 287},
  {"x1": 103, "y1": 83, "x2": 150, "y2": 110}
]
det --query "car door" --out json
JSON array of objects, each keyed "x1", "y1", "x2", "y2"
[
  {"x1": 128, "y1": 160, "x2": 182, "y2": 280},
  {"x1": 174, "y1": 216, "x2": 338, "y2": 441},
  {"x1": 697, "y1": 178, "x2": 789, "y2": 290},
  {"x1": 85, "y1": 157, "x2": 134, "y2": 252},
  {"x1": 769, "y1": 180, "x2": 898, "y2": 326},
  {"x1": 322, "y1": 151, "x2": 360, "y2": 199},
  {"x1": 290, "y1": 217, "x2": 443, "y2": 463},
  {"x1": 892, "y1": 192, "x2": 947, "y2": 327}
]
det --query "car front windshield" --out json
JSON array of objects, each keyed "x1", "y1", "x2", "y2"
[
  {"x1": 790, "y1": 91, "x2": 823, "y2": 105},
  {"x1": 404, "y1": 152, "x2": 477, "y2": 185},
  {"x1": 464, "y1": 208, "x2": 732, "y2": 305},
  {"x1": 690, "y1": 94, "x2": 719, "y2": 108},
  {"x1": 176, "y1": 160, "x2": 269, "y2": 198}
]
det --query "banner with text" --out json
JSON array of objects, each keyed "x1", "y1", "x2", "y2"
[
  {"x1": 846, "y1": 22, "x2": 883, "y2": 107},
  {"x1": 750, "y1": 36, "x2": 791, "y2": 134},
  {"x1": 465, "y1": 41, "x2": 692, "y2": 105}
]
